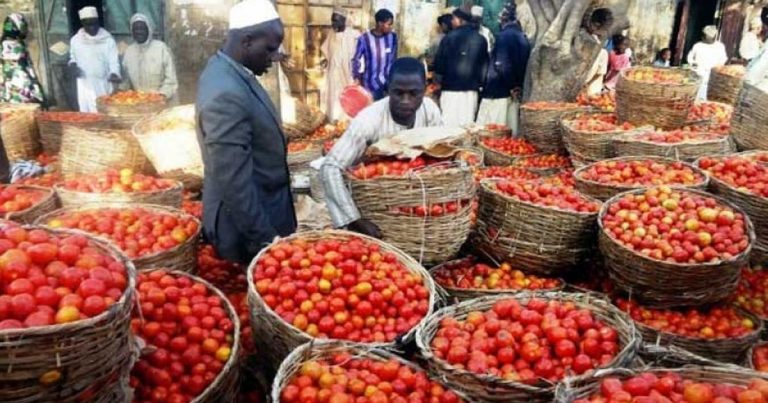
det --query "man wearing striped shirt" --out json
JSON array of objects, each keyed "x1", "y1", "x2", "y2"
[{"x1": 352, "y1": 9, "x2": 397, "y2": 101}]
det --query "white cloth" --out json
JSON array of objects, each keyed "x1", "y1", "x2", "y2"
[
  {"x1": 479, "y1": 25, "x2": 494, "y2": 54},
  {"x1": 740, "y1": 32, "x2": 763, "y2": 61},
  {"x1": 69, "y1": 28, "x2": 120, "y2": 112},
  {"x1": 229, "y1": 0, "x2": 280, "y2": 29},
  {"x1": 746, "y1": 46, "x2": 768, "y2": 93},
  {"x1": 585, "y1": 48, "x2": 609, "y2": 96},
  {"x1": 476, "y1": 98, "x2": 519, "y2": 133},
  {"x1": 79, "y1": 6, "x2": 98, "y2": 20},
  {"x1": 321, "y1": 97, "x2": 443, "y2": 227},
  {"x1": 471, "y1": 6, "x2": 483, "y2": 17},
  {"x1": 123, "y1": 14, "x2": 178, "y2": 101},
  {"x1": 440, "y1": 91, "x2": 479, "y2": 127},
  {"x1": 320, "y1": 28, "x2": 361, "y2": 121},
  {"x1": 687, "y1": 41, "x2": 728, "y2": 100}
]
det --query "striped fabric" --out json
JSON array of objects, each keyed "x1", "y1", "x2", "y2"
[{"x1": 352, "y1": 31, "x2": 398, "y2": 94}]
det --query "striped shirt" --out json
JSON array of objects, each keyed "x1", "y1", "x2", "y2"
[
  {"x1": 352, "y1": 31, "x2": 398, "y2": 93},
  {"x1": 320, "y1": 97, "x2": 443, "y2": 228}
]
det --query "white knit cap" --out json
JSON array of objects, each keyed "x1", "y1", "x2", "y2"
[
  {"x1": 78, "y1": 6, "x2": 98, "y2": 20},
  {"x1": 471, "y1": 6, "x2": 483, "y2": 17},
  {"x1": 229, "y1": 0, "x2": 280, "y2": 30}
]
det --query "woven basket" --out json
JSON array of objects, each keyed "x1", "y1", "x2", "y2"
[
  {"x1": 271, "y1": 340, "x2": 470, "y2": 402},
  {"x1": 698, "y1": 157, "x2": 768, "y2": 266},
  {"x1": 429, "y1": 256, "x2": 564, "y2": 302},
  {"x1": 35, "y1": 203, "x2": 200, "y2": 273},
  {"x1": 0, "y1": 103, "x2": 40, "y2": 161},
  {"x1": 615, "y1": 67, "x2": 700, "y2": 130},
  {"x1": 142, "y1": 270, "x2": 241, "y2": 403},
  {"x1": 748, "y1": 341, "x2": 768, "y2": 372},
  {"x1": 612, "y1": 131, "x2": 736, "y2": 162},
  {"x1": 287, "y1": 144, "x2": 322, "y2": 173},
  {"x1": 54, "y1": 181, "x2": 183, "y2": 209},
  {"x1": 479, "y1": 142, "x2": 539, "y2": 167},
  {"x1": 554, "y1": 366, "x2": 765, "y2": 402},
  {"x1": 598, "y1": 188, "x2": 754, "y2": 308},
  {"x1": 246, "y1": 230, "x2": 438, "y2": 374},
  {"x1": 132, "y1": 105, "x2": 203, "y2": 191},
  {"x1": 347, "y1": 162, "x2": 475, "y2": 265},
  {"x1": 520, "y1": 104, "x2": 587, "y2": 154},
  {"x1": 475, "y1": 125, "x2": 512, "y2": 142},
  {"x1": 474, "y1": 179, "x2": 600, "y2": 276},
  {"x1": 732, "y1": 82, "x2": 768, "y2": 151},
  {"x1": 708, "y1": 65, "x2": 745, "y2": 106},
  {"x1": 96, "y1": 94, "x2": 167, "y2": 130},
  {"x1": 309, "y1": 169, "x2": 325, "y2": 201},
  {"x1": 282, "y1": 102, "x2": 326, "y2": 140},
  {"x1": 415, "y1": 292, "x2": 639, "y2": 402},
  {"x1": 0, "y1": 225, "x2": 136, "y2": 402},
  {"x1": 634, "y1": 307, "x2": 762, "y2": 366},
  {"x1": 574, "y1": 156, "x2": 710, "y2": 201},
  {"x1": 1, "y1": 185, "x2": 58, "y2": 224},
  {"x1": 561, "y1": 111, "x2": 653, "y2": 164},
  {"x1": 35, "y1": 111, "x2": 106, "y2": 155},
  {"x1": 59, "y1": 126, "x2": 152, "y2": 179}
]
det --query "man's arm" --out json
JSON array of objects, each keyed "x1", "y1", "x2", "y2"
[
  {"x1": 107, "y1": 37, "x2": 121, "y2": 83},
  {"x1": 746, "y1": 48, "x2": 768, "y2": 84},
  {"x1": 352, "y1": 36, "x2": 366, "y2": 82},
  {"x1": 200, "y1": 93, "x2": 279, "y2": 253},
  {"x1": 160, "y1": 44, "x2": 179, "y2": 99},
  {"x1": 320, "y1": 118, "x2": 376, "y2": 228}
]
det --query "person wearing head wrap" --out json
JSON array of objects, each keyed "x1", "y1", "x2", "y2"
[
  {"x1": 476, "y1": 1, "x2": 530, "y2": 132},
  {"x1": 320, "y1": 7, "x2": 361, "y2": 121},
  {"x1": 0, "y1": 13, "x2": 44, "y2": 104},
  {"x1": 195, "y1": 0, "x2": 296, "y2": 263},
  {"x1": 740, "y1": 16, "x2": 765, "y2": 62},
  {"x1": 435, "y1": 6, "x2": 489, "y2": 127},
  {"x1": 68, "y1": 6, "x2": 120, "y2": 112},
  {"x1": 471, "y1": 5, "x2": 494, "y2": 55},
  {"x1": 122, "y1": 13, "x2": 178, "y2": 103},
  {"x1": 321, "y1": 57, "x2": 442, "y2": 238},
  {"x1": 745, "y1": 8, "x2": 768, "y2": 93},
  {"x1": 687, "y1": 25, "x2": 728, "y2": 100}
]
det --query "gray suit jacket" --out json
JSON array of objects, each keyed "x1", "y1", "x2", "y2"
[{"x1": 196, "y1": 51, "x2": 296, "y2": 263}]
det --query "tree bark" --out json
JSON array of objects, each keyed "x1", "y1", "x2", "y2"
[{"x1": 521, "y1": 0, "x2": 632, "y2": 102}]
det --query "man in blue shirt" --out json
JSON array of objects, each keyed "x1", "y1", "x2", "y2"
[{"x1": 353, "y1": 9, "x2": 397, "y2": 101}]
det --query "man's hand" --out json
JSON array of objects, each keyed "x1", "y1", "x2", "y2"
[
  {"x1": 108, "y1": 73, "x2": 122, "y2": 84},
  {"x1": 347, "y1": 219, "x2": 382, "y2": 239},
  {"x1": 68, "y1": 63, "x2": 83, "y2": 79}
]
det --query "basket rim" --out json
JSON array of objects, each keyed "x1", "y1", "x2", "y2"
[
  {"x1": 560, "y1": 110, "x2": 654, "y2": 135},
  {"x1": 35, "y1": 110, "x2": 105, "y2": 123},
  {"x1": 597, "y1": 186, "x2": 756, "y2": 269},
  {"x1": 428, "y1": 256, "x2": 565, "y2": 295},
  {"x1": 246, "y1": 229, "x2": 438, "y2": 347},
  {"x1": 33, "y1": 202, "x2": 201, "y2": 265},
  {"x1": 53, "y1": 179, "x2": 184, "y2": 198},
  {"x1": 414, "y1": 292, "x2": 640, "y2": 393},
  {"x1": 131, "y1": 104, "x2": 195, "y2": 135},
  {"x1": 96, "y1": 92, "x2": 167, "y2": 106},
  {"x1": 613, "y1": 130, "x2": 731, "y2": 146},
  {"x1": 345, "y1": 159, "x2": 474, "y2": 183},
  {"x1": 520, "y1": 102, "x2": 583, "y2": 111},
  {"x1": 479, "y1": 178, "x2": 602, "y2": 217},
  {"x1": 619, "y1": 66, "x2": 701, "y2": 87},
  {"x1": 140, "y1": 269, "x2": 241, "y2": 403},
  {"x1": 1, "y1": 184, "x2": 57, "y2": 220},
  {"x1": 694, "y1": 155, "x2": 768, "y2": 202},
  {"x1": 0, "y1": 224, "x2": 137, "y2": 338},
  {"x1": 574, "y1": 156, "x2": 710, "y2": 191}
]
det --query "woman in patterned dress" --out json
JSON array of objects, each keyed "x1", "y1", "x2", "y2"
[{"x1": 0, "y1": 13, "x2": 44, "y2": 104}]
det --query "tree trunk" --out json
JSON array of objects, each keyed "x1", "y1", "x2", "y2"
[{"x1": 521, "y1": 0, "x2": 632, "y2": 102}]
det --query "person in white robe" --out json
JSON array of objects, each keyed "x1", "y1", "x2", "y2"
[
  {"x1": 740, "y1": 17, "x2": 764, "y2": 62},
  {"x1": 745, "y1": 44, "x2": 768, "y2": 93},
  {"x1": 122, "y1": 13, "x2": 178, "y2": 103},
  {"x1": 687, "y1": 25, "x2": 728, "y2": 100},
  {"x1": 320, "y1": 8, "x2": 360, "y2": 122},
  {"x1": 472, "y1": 6, "x2": 494, "y2": 54},
  {"x1": 68, "y1": 6, "x2": 120, "y2": 112}
]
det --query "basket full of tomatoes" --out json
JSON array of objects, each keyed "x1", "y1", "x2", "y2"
[
  {"x1": 272, "y1": 340, "x2": 469, "y2": 402},
  {"x1": 0, "y1": 185, "x2": 58, "y2": 224},
  {"x1": 346, "y1": 155, "x2": 475, "y2": 265},
  {"x1": 247, "y1": 230, "x2": 438, "y2": 373},
  {"x1": 612, "y1": 129, "x2": 736, "y2": 162},
  {"x1": 559, "y1": 111, "x2": 651, "y2": 166},
  {"x1": 96, "y1": 90, "x2": 167, "y2": 129},
  {"x1": 35, "y1": 111, "x2": 106, "y2": 154},
  {"x1": 36, "y1": 203, "x2": 201, "y2": 273},
  {"x1": 55, "y1": 168, "x2": 183, "y2": 208},
  {"x1": 478, "y1": 137, "x2": 540, "y2": 167},
  {"x1": 129, "y1": 269, "x2": 240, "y2": 403},
  {"x1": 616, "y1": 67, "x2": 700, "y2": 130},
  {"x1": 0, "y1": 224, "x2": 136, "y2": 402},
  {"x1": 598, "y1": 186, "x2": 754, "y2": 307},
  {"x1": 474, "y1": 177, "x2": 601, "y2": 276},
  {"x1": 520, "y1": 102, "x2": 587, "y2": 154},
  {"x1": 415, "y1": 292, "x2": 639, "y2": 402}
]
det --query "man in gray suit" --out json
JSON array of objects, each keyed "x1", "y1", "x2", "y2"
[{"x1": 196, "y1": 0, "x2": 296, "y2": 263}]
